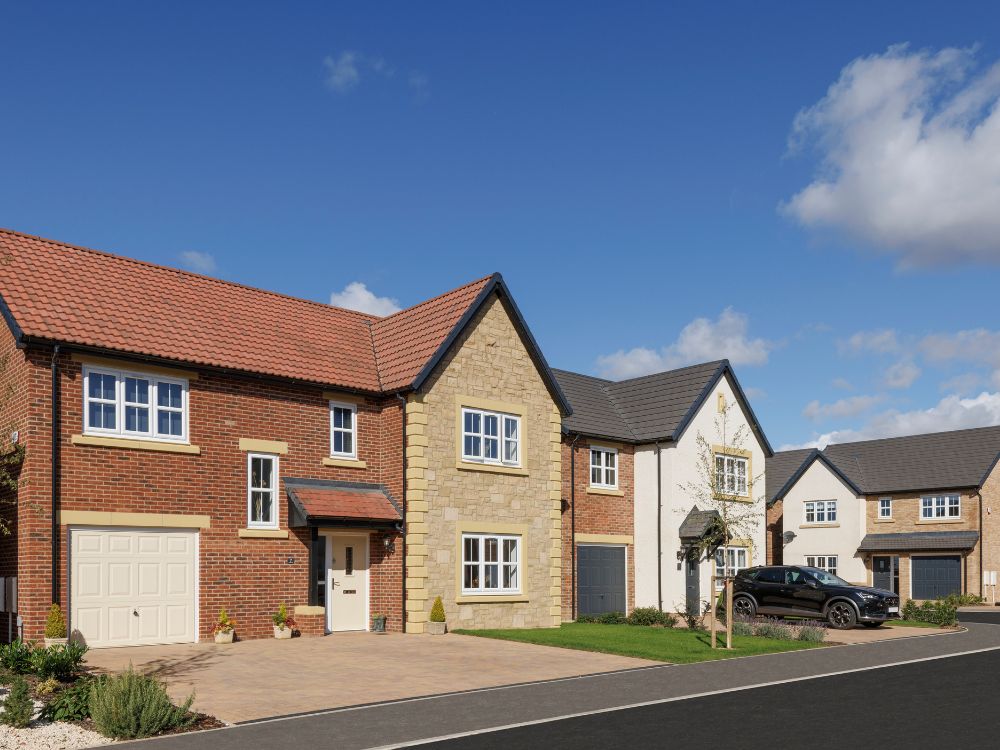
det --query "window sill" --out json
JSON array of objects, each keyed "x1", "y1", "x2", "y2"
[
  {"x1": 237, "y1": 528, "x2": 289, "y2": 539},
  {"x1": 587, "y1": 487, "x2": 625, "y2": 497},
  {"x1": 874, "y1": 518, "x2": 895, "y2": 523},
  {"x1": 294, "y1": 605, "x2": 325, "y2": 616},
  {"x1": 72, "y1": 434, "x2": 200, "y2": 454},
  {"x1": 322, "y1": 457, "x2": 367, "y2": 469},
  {"x1": 798, "y1": 523, "x2": 840, "y2": 528},
  {"x1": 916, "y1": 518, "x2": 964, "y2": 524},
  {"x1": 456, "y1": 595, "x2": 529, "y2": 604},
  {"x1": 456, "y1": 461, "x2": 529, "y2": 477}
]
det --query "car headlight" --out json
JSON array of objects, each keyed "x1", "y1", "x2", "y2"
[{"x1": 857, "y1": 592, "x2": 878, "y2": 601}]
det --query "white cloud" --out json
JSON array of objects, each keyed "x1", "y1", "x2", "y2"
[
  {"x1": 831, "y1": 377, "x2": 854, "y2": 390},
  {"x1": 178, "y1": 250, "x2": 216, "y2": 274},
  {"x1": 595, "y1": 308, "x2": 774, "y2": 379},
  {"x1": 940, "y1": 372, "x2": 983, "y2": 396},
  {"x1": 330, "y1": 282, "x2": 401, "y2": 316},
  {"x1": 782, "y1": 44, "x2": 1000, "y2": 267},
  {"x1": 838, "y1": 328, "x2": 900, "y2": 355},
  {"x1": 803, "y1": 394, "x2": 883, "y2": 421},
  {"x1": 323, "y1": 51, "x2": 360, "y2": 93},
  {"x1": 883, "y1": 359, "x2": 921, "y2": 389},
  {"x1": 793, "y1": 391, "x2": 1000, "y2": 448}
]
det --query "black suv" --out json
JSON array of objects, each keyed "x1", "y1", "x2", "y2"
[{"x1": 731, "y1": 565, "x2": 900, "y2": 629}]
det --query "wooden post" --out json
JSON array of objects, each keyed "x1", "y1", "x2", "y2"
[
  {"x1": 709, "y1": 574, "x2": 716, "y2": 649},
  {"x1": 726, "y1": 578, "x2": 734, "y2": 650}
]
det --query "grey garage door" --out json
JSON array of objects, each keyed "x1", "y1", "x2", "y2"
[
  {"x1": 577, "y1": 545, "x2": 626, "y2": 616},
  {"x1": 911, "y1": 556, "x2": 961, "y2": 600}
]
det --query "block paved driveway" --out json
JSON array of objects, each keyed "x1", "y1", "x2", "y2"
[{"x1": 84, "y1": 631, "x2": 655, "y2": 723}]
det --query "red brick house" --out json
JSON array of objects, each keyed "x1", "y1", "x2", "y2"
[{"x1": 0, "y1": 229, "x2": 570, "y2": 645}]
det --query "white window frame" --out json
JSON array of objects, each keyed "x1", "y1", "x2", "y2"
[
  {"x1": 461, "y1": 407, "x2": 521, "y2": 467},
  {"x1": 82, "y1": 365, "x2": 189, "y2": 443},
  {"x1": 329, "y1": 401, "x2": 358, "y2": 459},
  {"x1": 714, "y1": 453, "x2": 748, "y2": 497},
  {"x1": 461, "y1": 533, "x2": 521, "y2": 595},
  {"x1": 806, "y1": 555, "x2": 838, "y2": 575},
  {"x1": 247, "y1": 452, "x2": 279, "y2": 529},
  {"x1": 920, "y1": 494, "x2": 960, "y2": 520},
  {"x1": 714, "y1": 545, "x2": 748, "y2": 588},
  {"x1": 589, "y1": 446, "x2": 618, "y2": 489},
  {"x1": 878, "y1": 497, "x2": 892, "y2": 519},
  {"x1": 804, "y1": 500, "x2": 838, "y2": 524}
]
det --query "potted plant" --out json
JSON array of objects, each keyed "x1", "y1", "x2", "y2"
[
  {"x1": 272, "y1": 602, "x2": 297, "y2": 639},
  {"x1": 213, "y1": 609, "x2": 236, "y2": 644},
  {"x1": 427, "y1": 596, "x2": 446, "y2": 635},
  {"x1": 371, "y1": 613, "x2": 387, "y2": 633},
  {"x1": 44, "y1": 603, "x2": 68, "y2": 647}
]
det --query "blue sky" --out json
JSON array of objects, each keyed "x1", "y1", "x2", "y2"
[{"x1": 4, "y1": 1, "x2": 1000, "y2": 449}]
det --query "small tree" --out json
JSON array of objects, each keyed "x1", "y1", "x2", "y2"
[
  {"x1": 45, "y1": 604, "x2": 67, "y2": 639},
  {"x1": 429, "y1": 596, "x2": 446, "y2": 623},
  {"x1": 0, "y1": 676, "x2": 34, "y2": 727},
  {"x1": 680, "y1": 399, "x2": 765, "y2": 648}
]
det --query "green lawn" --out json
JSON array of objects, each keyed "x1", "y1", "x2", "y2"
[{"x1": 451, "y1": 622, "x2": 824, "y2": 664}]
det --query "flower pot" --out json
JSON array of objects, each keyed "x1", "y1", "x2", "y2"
[
  {"x1": 371, "y1": 616, "x2": 387, "y2": 633},
  {"x1": 427, "y1": 621, "x2": 446, "y2": 635},
  {"x1": 274, "y1": 624, "x2": 293, "y2": 639},
  {"x1": 214, "y1": 630, "x2": 234, "y2": 644},
  {"x1": 44, "y1": 637, "x2": 68, "y2": 648}
]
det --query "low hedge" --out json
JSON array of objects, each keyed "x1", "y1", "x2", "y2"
[{"x1": 576, "y1": 608, "x2": 678, "y2": 627}]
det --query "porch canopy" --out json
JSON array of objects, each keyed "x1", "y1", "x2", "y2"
[
  {"x1": 286, "y1": 479, "x2": 402, "y2": 530},
  {"x1": 857, "y1": 530, "x2": 979, "y2": 553},
  {"x1": 678, "y1": 506, "x2": 726, "y2": 560}
]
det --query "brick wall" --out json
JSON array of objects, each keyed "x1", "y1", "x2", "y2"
[
  {"x1": 14, "y1": 347, "x2": 405, "y2": 642},
  {"x1": 765, "y1": 500, "x2": 782, "y2": 565},
  {"x1": 560, "y1": 438, "x2": 635, "y2": 620}
]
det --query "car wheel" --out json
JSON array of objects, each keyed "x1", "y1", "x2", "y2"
[
  {"x1": 826, "y1": 601, "x2": 857, "y2": 630},
  {"x1": 862, "y1": 622, "x2": 884, "y2": 628},
  {"x1": 733, "y1": 595, "x2": 756, "y2": 619}
]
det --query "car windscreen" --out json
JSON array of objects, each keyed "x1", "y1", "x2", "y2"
[{"x1": 801, "y1": 567, "x2": 851, "y2": 587}]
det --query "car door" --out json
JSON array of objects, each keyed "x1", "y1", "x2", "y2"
[
  {"x1": 782, "y1": 568, "x2": 824, "y2": 615},
  {"x1": 752, "y1": 567, "x2": 786, "y2": 610}
]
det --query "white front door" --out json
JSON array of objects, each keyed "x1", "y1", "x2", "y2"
[
  {"x1": 326, "y1": 534, "x2": 369, "y2": 632},
  {"x1": 70, "y1": 527, "x2": 197, "y2": 648}
]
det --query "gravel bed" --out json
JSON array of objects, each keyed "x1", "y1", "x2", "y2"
[{"x1": 0, "y1": 686, "x2": 108, "y2": 749}]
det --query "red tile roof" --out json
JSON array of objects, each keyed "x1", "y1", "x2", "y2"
[
  {"x1": 0, "y1": 228, "x2": 491, "y2": 393},
  {"x1": 291, "y1": 484, "x2": 401, "y2": 522}
]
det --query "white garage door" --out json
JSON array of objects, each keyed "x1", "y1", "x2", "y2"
[{"x1": 70, "y1": 528, "x2": 197, "y2": 648}]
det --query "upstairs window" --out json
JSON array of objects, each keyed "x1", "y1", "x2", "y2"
[
  {"x1": 247, "y1": 453, "x2": 278, "y2": 528},
  {"x1": 462, "y1": 408, "x2": 521, "y2": 467},
  {"x1": 590, "y1": 447, "x2": 618, "y2": 489},
  {"x1": 329, "y1": 402, "x2": 357, "y2": 458},
  {"x1": 804, "y1": 500, "x2": 837, "y2": 524},
  {"x1": 878, "y1": 497, "x2": 892, "y2": 519},
  {"x1": 921, "y1": 494, "x2": 960, "y2": 520},
  {"x1": 83, "y1": 366, "x2": 188, "y2": 442},
  {"x1": 715, "y1": 454, "x2": 748, "y2": 496}
]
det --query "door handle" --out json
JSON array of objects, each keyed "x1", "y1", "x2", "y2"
[{"x1": 133, "y1": 609, "x2": 139, "y2": 617}]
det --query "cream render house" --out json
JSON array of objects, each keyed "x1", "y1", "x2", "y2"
[{"x1": 401, "y1": 280, "x2": 570, "y2": 632}]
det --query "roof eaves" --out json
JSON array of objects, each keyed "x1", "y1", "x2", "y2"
[
  {"x1": 669, "y1": 361, "x2": 729, "y2": 443},
  {"x1": 768, "y1": 449, "x2": 820, "y2": 506},
  {"x1": 0, "y1": 292, "x2": 24, "y2": 345},
  {"x1": 410, "y1": 273, "x2": 574, "y2": 416},
  {"x1": 978, "y1": 450, "x2": 1000, "y2": 490},
  {"x1": 815, "y1": 451, "x2": 864, "y2": 497}
]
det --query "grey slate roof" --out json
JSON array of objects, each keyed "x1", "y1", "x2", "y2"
[
  {"x1": 768, "y1": 425, "x2": 1000, "y2": 501},
  {"x1": 678, "y1": 507, "x2": 722, "y2": 540},
  {"x1": 857, "y1": 531, "x2": 980, "y2": 552},
  {"x1": 554, "y1": 360, "x2": 772, "y2": 452}
]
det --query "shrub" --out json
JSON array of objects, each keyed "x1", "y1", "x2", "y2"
[
  {"x1": 36, "y1": 677, "x2": 60, "y2": 696},
  {"x1": 0, "y1": 668, "x2": 12, "y2": 686},
  {"x1": 732, "y1": 615, "x2": 755, "y2": 637},
  {"x1": 943, "y1": 593, "x2": 984, "y2": 607},
  {"x1": 1, "y1": 676, "x2": 34, "y2": 728},
  {"x1": 42, "y1": 677, "x2": 102, "y2": 722},
  {"x1": 89, "y1": 668, "x2": 194, "y2": 740},
  {"x1": 29, "y1": 643, "x2": 89, "y2": 681},
  {"x1": 627, "y1": 607, "x2": 678, "y2": 627},
  {"x1": 575, "y1": 614, "x2": 597, "y2": 623},
  {"x1": 0, "y1": 640, "x2": 34, "y2": 674},
  {"x1": 903, "y1": 598, "x2": 958, "y2": 626},
  {"x1": 675, "y1": 603, "x2": 705, "y2": 631},
  {"x1": 752, "y1": 617, "x2": 795, "y2": 640},
  {"x1": 595, "y1": 611, "x2": 627, "y2": 624},
  {"x1": 794, "y1": 620, "x2": 828, "y2": 642},
  {"x1": 430, "y1": 596, "x2": 446, "y2": 623},
  {"x1": 45, "y1": 604, "x2": 68, "y2": 640}
]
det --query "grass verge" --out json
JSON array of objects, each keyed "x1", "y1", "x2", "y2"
[{"x1": 451, "y1": 622, "x2": 823, "y2": 664}]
